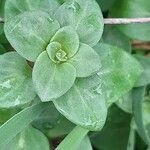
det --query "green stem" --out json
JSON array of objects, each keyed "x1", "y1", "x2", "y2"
[{"x1": 56, "y1": 126, "x2": 89, "y2": 150}]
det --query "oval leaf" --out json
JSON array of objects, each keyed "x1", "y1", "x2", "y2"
[
  {"x1": 55, "y1": 0, "x2": 104, "y2": 47},
  {"x1": 4, "y1": 11, "x2": 60, "y2": 61},
  {"x1": 94, "y1": 43, "x2": 142, "y2": 105},
  {"x1": 33, "y1": 51, "x2": 76, "y2": 102},
  {"x1": 54, "y1": 75, "x2": 107, "y2": 131},
  {"x1": 69, "y1": 43, "x2": 101, "y2": 77},
  {"x1": 0, "y1": 52, "x2": 36, "y2": 108}
]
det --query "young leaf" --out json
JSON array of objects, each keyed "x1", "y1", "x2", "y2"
[
  {"x1": 54, "y1": 75, "x2": 107, "y2": 131},
  {"x1": 134, "y1": 55, "x2": 150, "y2": 87},
  {"x1": 55, "y1": 0, "x2": 104, "y2": 47},
  {"x1": 4, "y1": 11, "x2": 60, "y2": 61},
  {"x1": 95, "y1": 43, "x2": 142, "y2": 105},
  {"x1": 69, "y1": 43, "x2": 101, "y2": 77},
  {"x1": 56, "y1": 126, "x2": 89, "y2": 150},
  {"x1": 4, "y1": 126, "x2": 50, "y2": 150},
  {"x1": 110, "y1": 0, "x2": 150, "y2": 41},
  {"x1": 51, "y1": 26, "x2": 79, "y2": 58},
  {"x1": 0, "y1": 52, "x2": 36, "y2": 108},
  {"x1": 5, "y1": 0, "x2": 63, "y2": 20},
  {"x1": 33, "y1": 51, "x2": 76, "y2": 102},
  {"x1": 0, "y1": 103, "x2": 48, "y2": 149}
]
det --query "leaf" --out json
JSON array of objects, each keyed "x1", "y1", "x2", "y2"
[
  {"x1": 110, "y1": 0, "x2": 150, "y2": 41},
  {"x1": 0, "y1": 24, "x2": 8, "y2": 44},
  {"x1": 91, "y1": 104, "x2": 131, "y2": 150},
  {"x1": 56, "y1": 126, "x2": 89, "y2": 150},
  {"x1": 32, "y1": 102, "x2": 75, "y2": 138},
  {"x1": 0, "y1": 103, "x2": 48, "y2": 149},
  {"x1": 77, "y1": 136, "x2": 92, "y2": 150},
  {"x1": 33, "y1": 51, "x2": 76, "y2": 102},
  {"x1": 134, "y1": 55, "x2": 150, "y2": 87},
  {"x1": 0, "y1": 52, "x2": 36, "y2": 108},
  {"x1": 96, "y1": 0, "x2": 117, "y2": 11},
  {"x1": 0, "y1": 0, "x2": 5, "y2": 17},
  {"x1": 50, "y1": 26, "x2": 79, "y2": 58},
  {"x1": 5, "y1": 0, "x2": 63, "y2": 20},
  {"x1": 54, "y1": 75, "x2": 107, "y2": 131},
  {"x1": 94, "y1": 43, "x2": 142, "y2": 105},
  {"x1": 102, "y1": 26, "x2": 131, "y2": 52},
  {"x1": 116, "y1": 91, "x2": 133, "y2": 114},
  {"x1": 4, "y1": 126, "x2": 50, "y2": 150},
  {"x1": 55, "y1": 0, "x2": 104, "y2": 47},
  {"x1": 4, "y1": 11, "x2": 60, "y2": 61},
  {"x1": 132, "y1": 87, "x2": 150, "y2": 145},
  {"x1": 0, "y1": 44, "x2": 6, "y2": 54},
  {"x1": 69, "y1": 43, "x2": 101, "y2": 77}
]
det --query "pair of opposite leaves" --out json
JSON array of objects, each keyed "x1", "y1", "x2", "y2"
[{"x1": 4, "y1": 0, "x2": 104, "y2": 102}]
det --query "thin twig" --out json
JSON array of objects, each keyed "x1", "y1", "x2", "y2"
[
  {"x1": 104, "y1": 18, "x2": 150, "y2": 24},
  {"x1": 1, "y1": 17, "x2": 150, "y2": 24}
]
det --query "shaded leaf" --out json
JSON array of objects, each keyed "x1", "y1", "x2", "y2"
[{"x1": 4, "y1": 126, "x2": 50, "y2": 150}]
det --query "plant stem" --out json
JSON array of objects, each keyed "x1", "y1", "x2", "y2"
[
  {"x1": 104, "y1": 18, "x2": 150, "y2": 24},
  {"x1": 1, "y1": 17, "x2": 150, "y2": 24}
]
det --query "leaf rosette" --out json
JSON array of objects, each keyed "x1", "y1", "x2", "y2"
[{"x1": 4, "y1": 0, "x2": 103, "y2": 102}]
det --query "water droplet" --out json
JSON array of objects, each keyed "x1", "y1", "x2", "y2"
[
  {"x1": 18, "y1": 134, "x2": 25, "y2": 149},
  {"x1": 67, "y1": 1, "x2": 81, "y2": 12},
  {"x1": 0, "y1": 80, "x2": 12, "y2": 89}
]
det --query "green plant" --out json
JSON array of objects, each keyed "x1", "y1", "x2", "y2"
[{"x1": 0, "y1": 0, "x2": 150, "y2": 149}]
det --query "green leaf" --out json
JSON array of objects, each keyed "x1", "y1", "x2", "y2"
[
  {"x1": 32, "y1": 102, "x2": 75, "y2": 138},
  {"x1": 69, "y1": 43, "x2": 101, "y2": 77},
  {"x1": 54, "y1": 75, "x2": 107, "y2": 131},
  {"x1": 102, "y1": 26, "x2": 131, "y2": 52},
  {"x1": 50, "y1": 26, "x2": 79, "y2": 58},
  {"x1": 132, "y1": 87, "x2": 150, "y2": 145},
  {"x1": 55, "y1": 0, "x2": 104, "y2": 47},
  {"x1": 0, "y1": 44, "x2": 6, "y2": 54},
  {"x1": 96, "y1": 0, "x2": 117, "y2": 11},
  {"x1": 4, "y1": 11, "x2": 60, "y2": 61},
  {"x1": 33, "y1": 51, "x2": 76, "y2": 102},
  {"x1": 110, "y1": 0, "x2": 150, "y2": 41},
  {"x1": 91, "y1": 104, "x2": 131, "y2": 150},
  {"x1": 0, "y1": 0, "x2": 5, "y2": 17},
  {"x1": 5, "y1": 0, "x2": 63, "y2": 20},
  {"x1": 0, "y1": 103, "x2": 48, "y2": 149},
  {"x1": 77, "y1": 136, "x2": 92, "y2": 150},
  {"x1": 0, "y1": 24, "x2": 8, "y2": 44},
  {"x1": 134, "y1": 55, "x2": 150, "y2": 87},
  {"x1": 116, "y1": 91, "x2": 133, "y2": 114},
  {"x1": 4, "y1": 126, "x2": 50, "y2": 150},
  {"x1": 94, "y1": 43, "x2": 142, "y2": 105},
  {"x1": 56, "y1": 126, "x2": 89, "y2": 150},
  {"x1": 0, "y1": 52, "x2": 36, "y2": 108}
]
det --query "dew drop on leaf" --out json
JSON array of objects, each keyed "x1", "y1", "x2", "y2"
[{"x1": 67, "y1": 1, "x2": 81, "y2": 12}]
